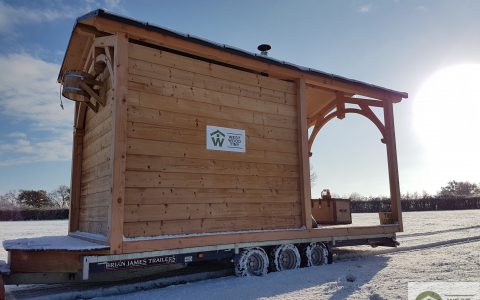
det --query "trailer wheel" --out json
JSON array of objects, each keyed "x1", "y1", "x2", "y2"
[
  {"x1": 269, "y1": 244, "x2": 301, "y2": 272},
  {"x1": 234, "y1": 247, "x2": 269, "y2": 277},
  {"x1": 304, "y1": 242, "x2": 328, "y2": 267}
]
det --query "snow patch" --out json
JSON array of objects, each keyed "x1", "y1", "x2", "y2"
[{"x1": 3, "y1": 235, "x2": 109, "y2": 251}]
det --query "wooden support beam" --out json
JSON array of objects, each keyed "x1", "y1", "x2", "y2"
[
  {"x1": 109, "y1": 33, "x2": 129, "y2": 254},
  {"x1": 122, "y1": 224, "x2": 401, "y2": 253},
  {"x1": 336, "y1": 91, "x2": 345, "y2": 119},
  {"x1": 69, "y1": 126, "x2": 84, "y2": 233},
  {"x1": 307, "y1": 100, "x2": 336, "y2": 127},
  {"x1": 383, "y1": 101, "x2": 403, "y2": 231},
  {"x1": 345, "y1": 97, "x2": 384, "y2": 107},
  {"x1": 297, "y1": 79, "x2": 312, "y2": 229}
]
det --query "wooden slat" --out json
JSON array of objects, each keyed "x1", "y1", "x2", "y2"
[
  {"x1": 129, "y1": 58, "x2": 296, "y2": 106},
  {"x1": 128, "y1": 75, "x2": 297, "y2": 118},
  {"x1": 127, "y1": 91, "x2": 297, "y2": 130},
  {"x1": 127, "y1": 138, "x2": 298, "y2": 165},
  {"x1": 79, "y1": 221, "x2": 108, "y2": 236},
  {"x1": 124, "y1": 187, "x2": 300, "y2": 205},
  {"x1": 124, "y1": 215, "x2": 302, "y2": 237},
  {"x1": 79, "y1": 205, "x2": 108, "y2": 222},
  {"x1": 128, "y1": 105, "x2": 298, "y2": 142},
  {"x1": 82, "y1": 147, "x2": 111, "y2": 170},
  {"x1": 81, "y1": 174, "x2": 111, "y2": 195},
  {"x1": 128, "y1": 43, "x2": 296, "y2": 94},
  {"x1": 79, "y1": 190, "x2": 111, "y2": 208},
  {"x1": 127, "y1": 122, "x2": 298, "y2": 154},
  {"x1": 82, "y1": 161, "x2": 111, "y2": 184},
  {"x1": 124, "y1": 202, "x2": 300, "y2": 222},
  {"x1": 82, "y1": 131, "x2": 112, "y2": 160},
  {"x1": 126, "y1": 155, "x2": 299, "y2": 177},
  {"x1": 83, "y1": 111, "x2": 113, "y2": 145},
  {"x1": 125, "y1": 171, "x2": 299, "y2": 190}
]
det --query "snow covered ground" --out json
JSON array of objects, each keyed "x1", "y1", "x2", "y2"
[{"x1": 2, "y1": 210, "x2": 480, "y2": 299}]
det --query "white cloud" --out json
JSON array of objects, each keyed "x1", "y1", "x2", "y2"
[
  {"x1": 358, "y1": 4, "x2": 372, "y2": 13},
  {"x1": 0, "y1": 53, "x2": 74, "y2": 129},
  {"x1": 0, "y1": 135, "x2": 71, "y2": 166},
  {"x1": 7, "y1": 132, "x2": 27, "y2": 139},
  {"x1": 0, "y1": 53, "x2": 74, "y2": 166},
  {"x1": 0, "y1": 0, "x2": 126, "y2": 33},
  {"x1": 0, "y1": 2, "x2": 73, "y2": 33}
]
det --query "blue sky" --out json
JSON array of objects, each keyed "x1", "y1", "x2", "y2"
[{"x1": 0, "y1": 0, "x2": 479, "y2": 197}]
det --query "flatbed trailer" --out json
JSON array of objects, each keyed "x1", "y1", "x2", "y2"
[{"x1": 0, "y1": 9, "x2": 407, "y2": 297}]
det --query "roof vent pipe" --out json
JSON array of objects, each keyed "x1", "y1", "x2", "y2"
[{"x1": 257, "y1": 44, "x2": 271, "y2": 56}]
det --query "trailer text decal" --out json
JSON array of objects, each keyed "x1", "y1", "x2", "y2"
[{"x1": 206, "y1": 125, "x2": 245, "y2": 153}]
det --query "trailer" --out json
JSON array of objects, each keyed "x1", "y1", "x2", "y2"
[{"x1": 0, "y1": 9, "x2": 407, "y2": 294}]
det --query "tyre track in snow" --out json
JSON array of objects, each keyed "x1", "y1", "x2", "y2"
[
  {"x1": 397, "y1": 224, "x2": 480, "y2": 238},
  {"x1": 334, "y1": 234, "x2": 480, "y2": 261}
]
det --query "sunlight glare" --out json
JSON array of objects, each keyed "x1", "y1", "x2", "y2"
[{"x1": 414, "y1": 64, "x2": 480, "y2": 179}]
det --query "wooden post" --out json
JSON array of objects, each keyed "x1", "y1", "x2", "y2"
[
  {"x1": 68, "y1": 101, "x2": 86, "y2": 233},
  {"x1": 384, "y1": 100, "x2": 403, "y2": 231},
  {"x1": 297, "y1": 79, "x2": 312, "y2": 229},
  {"x1": 109, "y1": 33, "x2": 129, "y2": 253}
]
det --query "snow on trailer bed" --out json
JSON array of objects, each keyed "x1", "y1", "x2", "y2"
[
  {"x1": 3, "y1": 210, "x2": 480, "y2": 299},
  {"x1": 2, "y1": 236, "x2": 109, "y2": 252}
]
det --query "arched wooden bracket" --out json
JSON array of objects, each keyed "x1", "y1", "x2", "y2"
[
  {"x1": 308, "y1": 101, "x2": 387, "y2": 154},
  {"x1": 73, "y1": 35, "x2": 117, "y2": 128}
]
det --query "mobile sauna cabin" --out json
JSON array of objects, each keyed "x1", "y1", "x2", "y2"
[{"x1": 0, "y1": 9, "x2": 407, "y2": 287}]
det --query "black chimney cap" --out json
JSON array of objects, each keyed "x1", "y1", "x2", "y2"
[{"x1": 257, "y1": 44, "x2": 271, "y2": 52}]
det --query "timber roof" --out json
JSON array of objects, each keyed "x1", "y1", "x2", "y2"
[{"x1": 59, "y1": 9, "x2": 408, "y2": 101}]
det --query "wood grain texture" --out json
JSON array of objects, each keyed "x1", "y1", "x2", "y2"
[
  {"x1": 78, "y1": 73, "x2": 113, "y2": 237},
  {"x1": 124, "y1": 42, "x2": 302, "y2": 237},
  {"x1": 297, "y1": 79, "x2": 312, "y2": 229},
  {"x1": 128, "y1": 43, "x2": 296, "y2": 94},
  {"x1": 108, "y1": 33, "x2": 129, "y2": 254},
  {"x1": 127, "y1": 105, "x2": 298, "y2": 141},
  {"x1": 124, "y1": 187, "x2": 300, "y2": 205}
]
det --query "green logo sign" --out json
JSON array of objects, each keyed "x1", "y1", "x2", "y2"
[
  {"x1": 210, "y1": 130, "x2": 225, "y2": 147},
  {"x1": 416, "y1": 291, "x2": 442, "y2": 300}
]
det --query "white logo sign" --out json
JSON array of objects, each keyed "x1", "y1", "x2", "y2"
[{"x1": 206, "y1": 125, "x2": 245, "y2": 153}]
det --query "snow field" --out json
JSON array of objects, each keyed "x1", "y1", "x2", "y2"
[{"x1": 1, "y1": 210, "x2": 479, "y2": 299}]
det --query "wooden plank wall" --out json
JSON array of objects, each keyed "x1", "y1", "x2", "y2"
[
  {"x1": 124, "y1": 42, "x2": 302, "y2": 237},
  {"x1": 79, "y1": 85, "x2": 113, "y2": 235}
]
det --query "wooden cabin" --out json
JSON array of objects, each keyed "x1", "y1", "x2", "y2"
[{"x1": 1, "y1": 10, "x2": 407, "y2": 284}]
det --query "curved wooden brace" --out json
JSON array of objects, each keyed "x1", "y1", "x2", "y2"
[{"x1": 308, "y1": 107, "x2": 386, "y2": 154}]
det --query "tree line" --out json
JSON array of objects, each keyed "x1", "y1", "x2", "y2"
[
  {"x1": 0, "y1": 185, "x2": 70, "y2": 209},
  {"x1": 0, "y1": 180, "x2": 478, "y2": 211},
  {"x1": 350, "y1": 180, "x2": 480, "y2": 212}
]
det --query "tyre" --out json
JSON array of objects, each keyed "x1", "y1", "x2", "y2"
[
  {"x1": 303, "y1": 242, "x2": 328, "y2": 267},
  {"x1": 269, "y1": 244, "x2": 301, "y2": 272},
  {"x1": 234, "y1": 247, "x2": 269, "y2": 277}
]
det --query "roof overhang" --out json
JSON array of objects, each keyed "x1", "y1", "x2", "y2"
[{"x1": 59, "y1": 9, "x2": 408, "y2": 103}]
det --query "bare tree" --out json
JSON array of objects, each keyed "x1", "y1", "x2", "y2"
[
  {"x1": 0, "y1": 190, "x2": 18, "y2": 208},
  {"x1": 49, "y1": 185, "x2": 71, "y2": 208}
]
